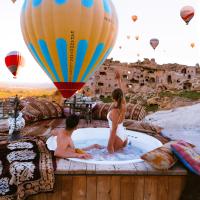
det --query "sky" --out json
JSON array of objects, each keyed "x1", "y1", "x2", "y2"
[{"x1": 0, "y1": 0, "x2": 200, "y2": 84}]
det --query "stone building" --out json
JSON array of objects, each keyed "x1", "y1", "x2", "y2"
[{"x1": 83, "y1": 58, "x2": 200, "y2": 97}]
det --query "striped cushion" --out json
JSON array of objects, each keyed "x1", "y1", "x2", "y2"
[
  {"x1": 92, "y1": 103, "x2": 146, "y2": 121},
  {"x1": 123, "y1": 120, "x2": 168, "y2": 144},
  {"x1": 21, "y1": 98, "x2": 63, "y2": 124},
  {"x1": 171, "y1": 141, "x2": 200, "y2": 175}
]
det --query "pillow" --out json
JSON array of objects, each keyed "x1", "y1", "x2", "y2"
[
  {"x1": 52, "y1": 102, "x2": 63, "y2": 117},
  {"x1": 123, "y1": 119, "x2": 163, "y2": 135},
  {"x1": 125, "y1": 103, "x2": 146, "y2": 121},
  {"x1": 171, "y1": 142, "x2": 200, "y2": 175},
  {"x1": 0, "y1": 121, "x2": 9, "y2": 133},
  {"x1": 141, "y1": 141, "x2": 177, "y2": 170},
  {"x1": 22, "y1": 111, "x2": 39, "y2": 123},
  {"x1": 92, "y1": 103, "x2": 112, "y2": 120},
  {"x1": 41, "y1": 100, "x2": 58, "y2": 118},
  {"x1": 21, "y1": 104, "x2": 42, "y2": 121},
  {"x1": 141, "y1": 141, "x2": 195, "y2": 170},
  {"x1": 92, "y1": 103, "x2": 146, "y2": 121}
]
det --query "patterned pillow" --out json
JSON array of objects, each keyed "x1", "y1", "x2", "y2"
[
  {"x1": 0, "y1": 121, "x2": 9, "y2": 133},
  {"x1": 141, "y1": 140, "x2": 195, "y2": 170},
  {"x1": 92, "y1": 103, "x2": 146, "y2": 121},
  {"x1": 22, "y1": 111, "x2": 39, "y2": 123},
  {"x1": 52, "y1": 102, "x2": 63, "y2": 117},
  {"x1": 141, "y1": 141, "x2": 177, "y2": 170},
  {"x1": 123, "y1": 119, "x2": 163, "y2": 134},
  {"x1": 41, "y1": 100, "x2": 58, "y2": 118},
  {"x1": 92, "y1": 103, "x2": 112, "y2": 120},
  {"x1": 125, "y1": 103, "x2": 146, "y2": 121},
  {"x1": 21, "y1": 98, "x2": 63, "y2": 123},
  {"x1": 21, "y1": 104, "x2": 42, "y2": 122},
  {"x1": 171, "y1": 142, "x2": 200, "y2": 175},
  {"x1": 29, "y1": 100, "x2": 51, "y2": 119}
]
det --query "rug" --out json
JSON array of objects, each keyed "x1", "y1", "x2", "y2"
[{"x1": 0, "y1": 137, "x2": 55, "y2": 200}]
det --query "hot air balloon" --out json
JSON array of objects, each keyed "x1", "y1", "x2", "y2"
[
  {"x1": 135, "y1": 35, "x2": 139, "y2": 40},
  {"x1": 5, "y1": 51, "x2": 23, "y2": 78},
  {"x1": 127, "y1": 35, "x2": 131, "y2": 40},
  {"x1": 150, "y1": 39, "x2": 159, "y2": 50},
  {"x1": 137, "y1": 53, "x2": 140, "y2": 57},
  {"x1": 132, "y1": 15, "x2": 138, "y2": 22},
  {"x1": 191, "y1": 42, "x2": 195, "y2": 48},
  {"x1": 11, "y1": 0, "x2": 16, "y2": 3},
  {"x1": 180, "y1": 6, "x2": 195, "y2": 25},
  {"x1": 21, "y1": 0, "x2": 118, "y2": 98},
  {"x1": 119, "y1": 46, "x2": 122, "y2": 49}
]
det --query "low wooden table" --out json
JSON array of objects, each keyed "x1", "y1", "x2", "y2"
[{"x1": 64, "y1": 100, "x2": 95, "y2": 123}]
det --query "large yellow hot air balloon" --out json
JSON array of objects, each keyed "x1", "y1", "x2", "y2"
[{"x1": 21, "y1": 0, "x2": 118, "y2": 98}]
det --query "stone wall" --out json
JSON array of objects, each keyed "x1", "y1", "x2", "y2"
[{"x1": 83, "y1": 58, "x2": 200, "y2": 97}]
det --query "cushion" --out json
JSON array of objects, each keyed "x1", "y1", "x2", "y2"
[
  {"x1": 0, "y1": 121, "x2": 9, "y2": 133},
  {"x1": 141, "y1": 141, "x2": 195, "y2": 170},
  {"x1": 92, "y1": 103, "x2": 146, "y2": 121},
  {"x1": 41, "y1": 100, "x2": 58, "y2": 118},
  {"x1": 21, "y1": 98, "x2": 63, "y2": 123},
  {"x1": 125, "y1": 103, "x2": 146, "y2": 121},
  {"x1": 21, "y1": 104, "x2": 42, "y2": 123},
  {"x1": 22, "y1": 111, "x2": 39, "y2": 123},
  {"x1": 123, "y1": 119, "x2": 163, "y2": 135},
  {"x1": 171, "y1": 141, "x2": 200, "y2": 175},
  {"x1": 92, "y1": 103, "x2": 113, "y2": 120},
  {"x1": 52, "y1": 102, "x2": 63, "y2": 117},
  {"x1": 141, "y1": 141, "x2": 178, "y2": 170}
]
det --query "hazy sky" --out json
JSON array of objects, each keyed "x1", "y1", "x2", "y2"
[{"x1": 0, "y1": 0, "x2": 200, "y2": 84}]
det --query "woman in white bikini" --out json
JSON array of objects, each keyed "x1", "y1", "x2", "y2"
[{"x1": 107, "y1": 71, "x2": 128, "y2": 153}]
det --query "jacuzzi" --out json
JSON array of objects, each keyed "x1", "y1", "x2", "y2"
[{"x1": 47, "y1": 128, "x2": 162, "y2": 165}]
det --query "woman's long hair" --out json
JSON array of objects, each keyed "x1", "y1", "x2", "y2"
[{"x1": 112, "y1": 88, "x2": 123, "y2": 110}]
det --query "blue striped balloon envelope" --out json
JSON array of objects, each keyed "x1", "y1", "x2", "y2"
[{"x1": 20, "y1": 0, "x2": 118, "y2": 98}]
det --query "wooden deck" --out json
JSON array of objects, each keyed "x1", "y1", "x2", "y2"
[
  {"x1": 28, "y1": 159, "x2": 187, "y2": 200},
  {"x1": 13, "y1": 118, "x2": 188, "y2": 200}
]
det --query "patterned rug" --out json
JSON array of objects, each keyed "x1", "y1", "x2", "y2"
[{"x1": 0, "y1": 137, "x2": 55, "y2": 200}]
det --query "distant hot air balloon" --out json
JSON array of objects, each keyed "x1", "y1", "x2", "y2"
[
  {"x1": 135, "y1": 35, "x2": 139, "y2": 40},
  {"x1": 21, "y1": 0, "x2": 118, "y2": 98},
  {"x1": 132, "y1": 15, "x2": 138, "y2": 22},
  {"x1": 180, "y1": 6, "x2": 195, "y2": 25},
  {"x1": 150, "y1": 39, "x2": 159, "y2": 50},
  {"x1": 11, "y1": 0, "x2": 16, "y2": 3},
  {"x1": 127, "y1": 35, "x2": 131, "y2": 40},
  {"x1": 191, "y1": 42, "x2": 195, "y2": 48},
  {"x1": 119, "y1": 46, "x2": 122, "y2": 49},
  {"x1": 137, "y1": 53, "x2": 140, "y2": 57},
  {"x1": 5, "y1": 51, "x2": 23, "y2": 78}
]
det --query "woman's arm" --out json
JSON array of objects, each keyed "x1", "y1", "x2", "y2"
[
  {"x1": 115, "y1": 71, "x2": 126, "y2": 105},
  {"x1": 107, "y1": 110, "x2": 119, "y2": 153},
  {"x1": 115, "y1": 70, "x2": 122, "y2": 90}
]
